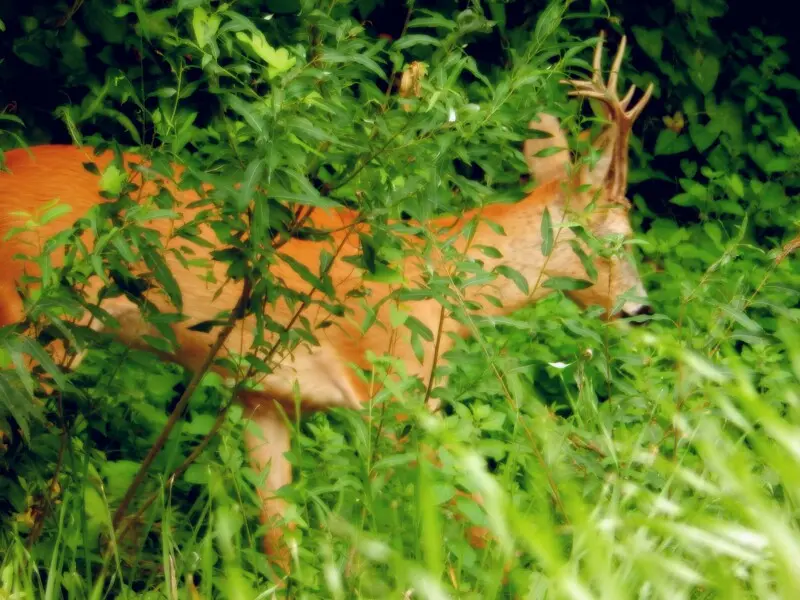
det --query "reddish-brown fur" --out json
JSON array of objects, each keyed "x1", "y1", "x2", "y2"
[{"x1": 0, "y1": 35, "x2": 652, "y2": 574}]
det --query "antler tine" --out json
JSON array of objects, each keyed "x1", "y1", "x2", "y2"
[
  {"x1": 591, "y1": 31, "x2": 606, "y2": 83},
  {"x1": 560, "y1": 36, "x2": 603, "y2": 89},
  {"x1": 627, "y1": 82, "x2": 654, "y2": 120},
  {"x1": 607, "y1": 35, "x2": 627, "y2": 97},
  {"x1": 619, "y1": 84, "x2": 636, "y2": 110},
  {"x1": 565, "y1": 90, "x2": 606, "y2": 101},
  {"x1": 558, "y1": 32, "x2": 654, "y2": 204},
  {"x1": 561, "y1": 33, "x2": 654, "y2": 127},
  {"x1": 566, "y1": 80, "x2": 600, "y2": 90}
]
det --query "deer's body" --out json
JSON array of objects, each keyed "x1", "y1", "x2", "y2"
[
  {"x1": 0, "y1": 34, "x2": 653, "y2": 574},
  {"x1": 0, "y1": 144, "x2": 592, "y2": 411}
]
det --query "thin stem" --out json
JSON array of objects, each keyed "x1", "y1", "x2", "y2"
[
  {"x1": 423, "y1": 304, "x2": 447, "y2": 410},
  {"x1": 111, "y1": 276, "x2": 252, "y2": 530}
]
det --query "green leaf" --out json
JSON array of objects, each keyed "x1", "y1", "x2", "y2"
[
  {"x1": 487, "y1": 2, "x2": 506, "y2": 30},
  {"x1": 91, "y1": 254, "x2": 110, "y2": 284},
  {"x1": 563, "y1": 318, "x2": 602, "y2": 344},
  {"x1": 251, "y1": 197, "x2": 270, "y2": 247},
  {"x1": 541, "y1": 207, "x2": 553, "y2": 256},
  {"x1": 727, "y1": 174, "x2": 744, "y2": 199},
  {"x1": 320, "y1": 50, "x2": 386, "y2": 80},
  {"x1": 393, "y1": 35, "x2": 441, "y2": 50},
  {"x1": 0, "y1": 113, "x2": 24, "y2": 126},
  {"x1": 688, "y1": 122, "x2": 720, "y2": 153},
  {"x1": 39, "y1": 203, "x2": 73, "y2": 226},
  {"x1": 484, "y1": 219, "x2": 506, "y2": 237},
  {"x1": 184, "y1": 463, "x2": 209, "y2": 484},
  {"x1": 680, "y1": 160, "x2": 698, "y2": 178},
  {"x1": 288, "y1": 116, "x2": 340, "y2": 144},
  {"x1": 279, "y1": 253, "x2": 326, "y2": 295},
  {"x1": 703, "y1": 222, "x2": 723, "y2": 249},
  {"x1": 235, "y1": 31, "x2": 296, "y2": 77},
  {"x1": 13, "y1": 336, "x2": 68, "y2": 391},
  {"x1": 184, "y1": 414, "x2": 217, "y2": 436},
  {"x1": 632, "y1": 27, "x2": 663, "y2": 60},
  {"x1": 681, "y1": 350, "x2": 729, "y2": 383},
  {"x1": 655, "y1": 130, "x2": 692, "y2": 156},
  {"x1": 83, "y1": 487, "x2": 107, "y2": 539},
  {"x1": 407, "y1": 11, "x2": 456, "y2": 30},
  {"x1": 495, "y1": 265, "x2": 529, "y2": 295},
  {"x1": 472, "y1": 316, "x2": 536, "y2": 331},
  {"x1": 707, "y1": 100, "x2": 744, "y2": 147},
  {"x1": 775, "y1": 73, "x2": 800, "y2": 91},
  {"x1": 404, "y1": 315, "x2": 434, "y2": 342},
  {"x1": 237, "y1": 158, "x2": 265, "y2": 212},
  {"x1": 192, "y1": 7, "x2": 221, "y2": 48},
  {"x1": 715, "y1": 303, "x2": 763, "y2": 334},
  {"x1": 689, "y1": 52, "x2": 720, "y2": 95},
  {"x1": 532, "y1": 146, "x2": 564, "y2": 158},
  {"x1": 111, "y1": 235, "x2": 137, "y2": 263},
  {"x1": 417, "y1": 458, "x2": 444, "y2": 576},
  {"x1": 532, "y1": 0, "x2": 564, "y2": 47},
  {"x1": 141, "y1": 334, "x2": 175, "y2": 354},
  {"x1": 411, "y1": 331, "x2": 425, "y2": 364},
  {"x1": 0, "y1": 372, "x2": 41, "y2": 439},
  {"x1": 224, "y1": 94, "x2": 266, "y2": 139},
  {"x1": 13, "y1": 38, "x2": 49, "y2": 67},
  {"x1": 151, "y1": 87, "x2": 177, "y2": 98},
  {"x1": 389, "y1": 304, "x2": 408, "y2": 328},
  {"x1": 542, "y1": 276, "x2": 592, "y2": 291},
  {"x1": 112, "y1": 4, "x2": 135, "y2": 17},
  {"x1": 475, "y1": 245, "x2": 502, "y2": 259},
  {"x1": 142, "y1": 247, "x2": 183, "y2": 311},
  {"x1": 96, "y1": 108, "x2": 143, "y2": 145},
  {"x1": 759, "y1": 182, "x2": 788, "y2": 210},
  {"x1": 101, "y1": 460, "x2": 141, "y2": 498},
  {"x1": 270, "y1": 185, "x2": 339, "y2": 209},
  {"x1": 99, "y1": 164, "x2": 127, "y2": 195},
  {"x1": 363, "y1": 264, "x2": 404, "y2": 284},
  {"x1": 568, "y1": 240, "x2": 598, "y2": 281}
]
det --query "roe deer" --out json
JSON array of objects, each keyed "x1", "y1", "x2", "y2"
[{"x1": 0, "y1": 33, "x2": 652, "y2": 570}]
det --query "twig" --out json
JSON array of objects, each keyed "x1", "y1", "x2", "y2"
[
  {"x1": 422, "y1": 305, "x2": 447, "y2": 410},
  {"x1": 26, "y1": 391, "x2": 69, "y2": 548},
  {"x1": 111, "y1": 277, "x2": 253, "y2": 530},
  {"x1": 115, "y1": 398, "x2": 237, "y2": 545}
]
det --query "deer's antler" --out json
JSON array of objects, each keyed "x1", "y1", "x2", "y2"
[{"x1": 561, "y1": 32, "x2": 654, "y2": 204}]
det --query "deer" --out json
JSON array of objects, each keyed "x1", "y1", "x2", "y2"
[{"x1": 0, "y1": 33, "x2": 652, "y2": 573}]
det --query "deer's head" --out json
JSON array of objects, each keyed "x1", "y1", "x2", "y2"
[{"x1": 524, "y1": 33, "x2": 654, "y2": 319}]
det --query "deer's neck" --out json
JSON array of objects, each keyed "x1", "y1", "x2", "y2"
[{"x1": 429, "y1": 180, "x2": 574, "y2": 322}]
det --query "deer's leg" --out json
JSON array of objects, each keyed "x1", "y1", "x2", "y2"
[
  {"x1": 80, "y1": 302, "x2": 296, "y2": 571},
  {"x1": 240, "y1": 394, "x2": 294, "y2": 574}
]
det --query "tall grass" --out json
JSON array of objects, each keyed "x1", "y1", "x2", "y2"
[{"x1": 2, "y1": 237, "x2": 798, "y2": 599}]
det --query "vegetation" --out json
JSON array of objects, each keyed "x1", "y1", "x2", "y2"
[{"x1": 1, "y1": 0, "x2": 799, "y2": 597}]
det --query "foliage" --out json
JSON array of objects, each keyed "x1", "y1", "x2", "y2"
[{"x1": 0, "y1": 0, "x2": 798, "y2": 598}]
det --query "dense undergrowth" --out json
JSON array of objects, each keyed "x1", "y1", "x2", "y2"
[{"x1": 1, "y1": 0, "x2": 799, "y2": 598}]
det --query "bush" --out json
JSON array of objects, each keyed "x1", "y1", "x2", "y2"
[{"x1": 0, "y1": 0, "x2": 798, "y2": 597}]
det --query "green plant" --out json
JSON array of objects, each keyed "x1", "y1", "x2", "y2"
[{"x1": 0, "y1": 0, "x2": 798, "y2": 598}]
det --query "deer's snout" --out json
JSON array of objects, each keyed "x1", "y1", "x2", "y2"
[{"x1": 620, "y1": 302, "x2": 654, "y2": 319}]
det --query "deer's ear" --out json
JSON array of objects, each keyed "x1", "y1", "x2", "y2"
[
  {"x1": 578, "y1": 125, "x2": 616, "y2": 191},
  {"x1": 523, "y1": 114, "x2": 570, "y2": 185}
]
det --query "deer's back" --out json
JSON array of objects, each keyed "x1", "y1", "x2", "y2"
[{"x1": 0, "y1": 146, "x2": 416, "y2": 407}]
